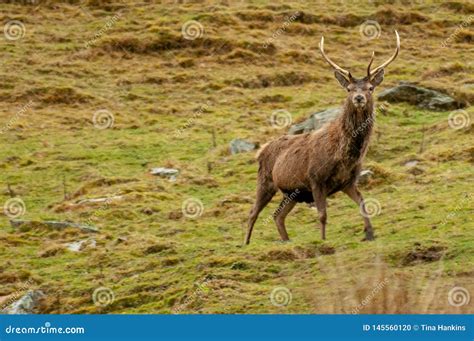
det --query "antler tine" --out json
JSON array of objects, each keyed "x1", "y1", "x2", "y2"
[
  {"x1": 319, "y1": 36, "x2": 351, "y2": 77},
  {"x1": 369, "y1": 30, "x2": 400, "y2": 77},
  {"x1": 367, "y1": 51, "x2": 375, "y2": 78}
]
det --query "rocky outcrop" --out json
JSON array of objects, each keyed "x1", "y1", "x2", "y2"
[
  {"x1": 288, "y1": 107, "x2": 341, "y2": 135},
  {"x1": 377, "y1": 83, "x2": 461, "y2": 111}
]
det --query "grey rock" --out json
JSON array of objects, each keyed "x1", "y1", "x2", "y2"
[
  {"x1": 150, "y1": 167, "x2": 179, "y2": 181},
  {"x1": 378, "y1": 83, "x2": 460, "y2": 111},
  {"x1": 10, "y1": 220, "x2": 99, "y2": 233},
  {"x1": 230, "y1": 139, "x2": 256, "y2": 154},
  {"x1": 66, "y1": 239, "x2": 96, "y2": 252},
  {"x1": 76, "y1": 196, "x2": 123, "y2": 205},
  {"x1": 2, "y1": 290, "x2": 45, "y2": 314},
  {"x1": 461, "y1": 83, "x2": 474, "y2": 91},
  {"x1": 404, "y1": 160, "x2": 419, "y2": 167},
  {"x1": 358, "y1": 169, "x2": 374, "y2": 185},
  {"x1": 288, "y1": 107, "x2": 341, "y2": 135}
]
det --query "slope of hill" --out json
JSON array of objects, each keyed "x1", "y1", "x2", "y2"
[{"x1": 0, "y1": 0, "x2": 472, "y2": 314}]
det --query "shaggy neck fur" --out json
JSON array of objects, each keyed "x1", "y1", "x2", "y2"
[{"x1": 338, "y1": 98, "x2": 375, "y2": 161}]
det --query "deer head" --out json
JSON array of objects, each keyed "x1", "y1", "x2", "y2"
[{"x1": 319, "y1": 31, "x2": 400, "y2": 111}]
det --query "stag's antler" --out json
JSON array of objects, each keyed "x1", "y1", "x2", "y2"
[
  {"x1": 319, "y1": 36, "x2": 351, "y2": 78},
  {"x1": 366, "y1": 51, "x2": 375, "y2": 78},
  {"x1": 368, "y1": 30, "x2": 400, "y2": 77}
]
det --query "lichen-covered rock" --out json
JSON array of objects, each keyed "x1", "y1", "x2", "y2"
[
  {"x1": 288, "y1": 107, "x2": 341, "y2": 135},
  {"x1": 377, "y1": 83, "x2": 461, "y2": 111},
  {"x1": 150, "y1": 167, "x2": 179, "y2": 181},
  {"x1": 10, "y1": 220, "x2": 99, "y2": 233},
  {"x1": 2, "y1": 290, "x2": 45, "y2": 314},
  {"x1": 230, "y1": 138, "x2": 256, "y2": 154}
]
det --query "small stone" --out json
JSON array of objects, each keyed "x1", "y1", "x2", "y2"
[
  {"x1": 76, "y1": 196, "x2": 123, "y2": 205},
  {"x1": 150, "y1": 168, "x2": 179, "y2": 181},
  {"x1": 2, "y1": 290, "x2": 45, "y2": 314},
  {"x1": 229, "y1": 138, "x2": 256, "y2": 154},
  {"x1": 404, "y1": 160, "x2": 419, "y2": 167},
  {"x1": 65, "y1": 239, "x2": 96, "y2": 252},
  {"x1": 358, "y1": 169, "x2": 374, "y2": 185},
  {"x1": 10, "y1": 220, "x2": 99, "y2": 233}
]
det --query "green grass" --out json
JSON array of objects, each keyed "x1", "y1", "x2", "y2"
[{"x1": 0, "y1": 0, "x2": 472, "y2": 314}]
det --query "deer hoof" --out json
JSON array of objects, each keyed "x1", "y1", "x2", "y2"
[{"x1": 362, "y1": 234, "x2": 375, "y2": 241}]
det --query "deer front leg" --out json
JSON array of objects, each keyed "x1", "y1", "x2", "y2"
[
  {"x1": 343, "y1": 185, "x2": 374, "y2": 241},
  {"x1": 311, "y1": 186, "x2": 327, "y2": 240}
]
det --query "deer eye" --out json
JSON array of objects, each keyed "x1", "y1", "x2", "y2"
[{"x1": 369, "y1": 86, "x2": 374, "y2": 92}]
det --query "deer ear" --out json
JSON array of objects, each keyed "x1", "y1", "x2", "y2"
[
  {"x1": 371, "y1": 69, "x2": 384, "y2": 87},
  {"x1": 334, "y1": 70, "x2": 350, "y2": 89}
]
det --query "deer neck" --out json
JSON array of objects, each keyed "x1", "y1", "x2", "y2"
[{"x1": 338, "y1": 99, "x2": 375, "y2": 161}]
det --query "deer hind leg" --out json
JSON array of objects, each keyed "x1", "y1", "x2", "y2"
[
  {"x1": 343, "y1": 185, "x2": 374, "y2": 241},
  {"x1": 245, "y1": 181, "x2": 277, "y2": 245},
  {"x1": 311, "y1": 186, "x2": 328, "y2": 240},
  {"x1": 273, "y1": 197, "x2": 297, "y2": 241}
]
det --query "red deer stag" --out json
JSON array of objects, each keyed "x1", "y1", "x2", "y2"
[{"x1": 245, "y1": 31, "x2": 400, "y2": 244}]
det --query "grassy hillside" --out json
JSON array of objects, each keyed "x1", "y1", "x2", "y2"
[{"x1": 0, "y1": 0, "x2": 472, "y2": 314}]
